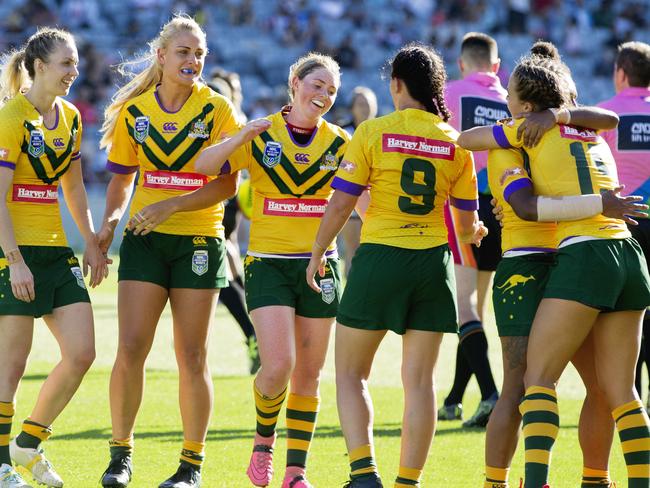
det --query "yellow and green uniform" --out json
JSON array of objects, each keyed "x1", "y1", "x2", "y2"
[
  {"x1": 495, "y1": 119, "x2": 650, "y2": 488},
  {"x1": 107, "y1": 83, "x2": 240, "y2": 288},
  {"x1": 223, "y1": 110, "x2": 350, "y2": 313},
  {"x1": 333, "y1": 108, "x2": 478, "y2": 333},
  {"x1": 0, "y1": 94, "x2": 89, "y2": 317},
  {"x1": 488, "y1": 148, "x2": 557, "y2": 337}
]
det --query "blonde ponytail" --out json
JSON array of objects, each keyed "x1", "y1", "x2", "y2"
[
  {"x1": 0, "y1": 49, "x2": 29, "y2": 106},
  {"x1": 100, "y1": 14, "x2": 206, "y2": 150}
]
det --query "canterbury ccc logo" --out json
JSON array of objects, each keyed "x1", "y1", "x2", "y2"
[
  {"x1": 163, "y1": 122, "x2": 178, "y2": 133},
  {"x1": 193, "y1": 236, "x2": 207, "y2": 246},
  {"x1": 53, "y1": 138, "x2": 65, "y2": 147},
  {"x1": 295, "y1": 153, "x2": 310, "y2": 164}
]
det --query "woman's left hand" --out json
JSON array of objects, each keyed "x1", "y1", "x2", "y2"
[
  {"x1": 127, "y1": 200, "x2": 177, "y2": 235},
  {"x1": 515, "y1": 110, "x2": 556, "y2": 147},
  {"x1": 83, "y1": 235, "x2": 111, "y2": 287},
  {"x1": 306, "y1": 253, "x2": 328, "y2": 293}
]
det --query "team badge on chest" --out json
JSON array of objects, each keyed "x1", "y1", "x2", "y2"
[
  {"x1": 28, "y1": 130, "x2": 45, "y2": 158},
  {"x1": 134, "y1": 116, "x2": 150, "y2": 143},
  {"x1": 320, "y1": 278, "x2": 335, "y2": 304},
  {"x1": 192, "y1": 250, "x2": 209, "y2": 276},
  {"x1": 262, "y1": 141, "x2": 282, "y2": 168},
  {"x1": 320, "y1": 151, "x2": 338, "y2": 171},
  {"x1": 188, "y1": 119, "x2": 209, "y2": 139}
]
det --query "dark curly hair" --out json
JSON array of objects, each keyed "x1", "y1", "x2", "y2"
[
  {"x1": 510, "y1": 56, "x2": 565, "y2": 111},
  {"x1": 390, "y1": 43, "x2": 451, "y2": 121}
]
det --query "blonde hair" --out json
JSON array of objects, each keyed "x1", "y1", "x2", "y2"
[
  {"x1": 0, "y1": 27, "x2": 74, "y2": 106},
  {"x1": 287, "y1": 52, "x2": 340, "y2": 101},
  {"x1": 100, "y1": 14, "x2": 206, "y2": 149}
]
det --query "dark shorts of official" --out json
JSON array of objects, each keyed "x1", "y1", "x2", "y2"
[
  {"x1": 118, "y1": 230, "x2": 228, "y2": 289},
  {"x1": 337, "y1": 243, "x2": 458, "y2": 334},
  {"x1": 0, "y1": 246, "x2": 90, "y2": 318},
  {"x1": 544, "y1": 238, "x2": 650, "y2": 312},
  {"x1": 243, "y1": 256, "x2": 342, "y2": 318},
  {"x1": 493, "y1": 253, "x2": 555, "y2": 336},
  {"x1": 629, "y1": 218, "x2": 650, "y2": 273},
  {"x1": 472, "y1": 193, "x2": 502, "y2": 271}
]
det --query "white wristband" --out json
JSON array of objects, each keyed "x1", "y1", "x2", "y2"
[{"x1": 537, "y1": 194, "x2": 603, "y2": 222}]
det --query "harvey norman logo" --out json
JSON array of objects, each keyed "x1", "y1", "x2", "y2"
[
  {"x1": 560, "y1": 125, "x2": 599, "y2": 142},
  {"x1": 143, "y1": 170, "x2": 207, "y2": 191},
  {"x1": 263, "y1": 198, "x2": 327, "y2": 217},
  {"x1": 382, "y1": 133, "x2": 455, "y2": 160},
  {"x1": 12, "y1": 184, "x2": 57, "y2": 203}
]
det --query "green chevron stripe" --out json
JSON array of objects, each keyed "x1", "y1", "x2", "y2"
[
  {"x1": 258, "y1": 132, "x2": 346, "y2": 186},
  {"x1": 127, "y1": 103, "x2": 214, "y2": 156}
]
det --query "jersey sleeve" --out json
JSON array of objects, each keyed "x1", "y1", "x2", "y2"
[
  {"x1": 106, "y1": 105, "x2": 139, "y2": 174},
  {"x1": 223, "y1": 141, "x2": 252, "y2": 174},
  {"x1": 331, "y1": 124, "x2": 370, "y2": 196},
  {"x1": 449, "y1": 147, "x2": 479, "y2": 210},
  {"x1": 491, "y1": 118, "x2": 524, "y2": 149},
  {"x1": 71, "y1": 111, "x2": 83, "y2": 162},
  {"x1": 210, "y1": 97, "x2": 243, "y2": 144},
  {"x1": 0, "y1": 116, "x2": 23, "y2": 171},
  {"x1": 488, "y1": 149, "x2": 532, "y2": 203}
]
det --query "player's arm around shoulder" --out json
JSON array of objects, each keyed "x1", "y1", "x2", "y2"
[{"x1": 194, "y1": 118, "x2": 271, "y2": 175}]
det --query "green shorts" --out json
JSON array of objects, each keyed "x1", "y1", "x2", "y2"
[
  {"x1": 243, "y1": 255, "x2": 341, "y2": 317},
  {"x1": 118, "y1": 230, "x2": 228, "y2": 289},
  {"x1": 492, "y1": 253, "x2": 555, "y2": 337},
  {"x1": 0, "y1": 246, "x2": 90, "y2": 318},
  {"x1": 544, "y1": 238, "x2": 650, "y2": 311},
  {"x1": 337, "y1": 243, "x2": 457, "y2": 334}
]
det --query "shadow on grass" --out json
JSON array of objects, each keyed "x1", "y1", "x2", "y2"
[{"x1": 58, "y1": 421, "x2": 582, "y2": 443}]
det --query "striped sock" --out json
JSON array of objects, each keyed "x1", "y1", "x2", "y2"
[
  {"x1": 485, "y1": 466, "x2": 509, "y2": 487},
  {"x1": 0, "y1": 402, "x2": 14, "y2": 465},
  {"x1": 254, "y1": 382, "x2": 287, "y2": 438},
  {"x1": 519, "y1": 386, "x2": 559, "y2": 488},
  {"x1": 613, "y1": 399, "x2": 650, "y2": 488},
  {"x1": 15, "y1": 418, "x2": 52, "y2": 449},
  {"x1": 109, "y1": 436, "x2": 134, "y2": 461},
  {"x1": 395, "y1": 466, "x2": 422, "y2": 487},
  {"x1": 581, "y1": 467, "x2": 610, "y2": 486},
  {"x1": 180, "y1": 440, "x2": 205, "y2": 471},
  {"x1": 286, "y1": 393, "x2": 319, "y2": 470},
  {"x1": 349, "y1": 444, "x2": 378, "y2": 479}
]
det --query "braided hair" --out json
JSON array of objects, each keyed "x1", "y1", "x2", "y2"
[
  {"x1": 390, "y1": 43, "x2": 451, "y2": 121},
  {"x1": 510, "y1": 56, "x2": 565, "y2": 111}
]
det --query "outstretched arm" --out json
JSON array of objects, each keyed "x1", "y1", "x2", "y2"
[
  {"x1": 195, "y1": 119, "x2": 271, "y2": 175},
  {"x1": 306, "y1": 190, "x2": 358, "y2": 292},
  {"x1": 128, "y1": 173, "x2": 239, "y2": 235}
]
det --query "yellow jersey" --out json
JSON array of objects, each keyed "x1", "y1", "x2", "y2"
[
  {"x1": 107, "y1": 82, "x2": 240, "y2": 237},
  {"x1": 224, "y1": 110, "x2": 350, "y2": 256},
  {"x1": 333, "y1": 108, "x2": 478, "y2": 249},
  {"x1": 493, "y1": 119, "x2": 629, "y2": 243},
  {"x1": 0, "y1": 94, "x2": 82, "y2": 246},
  {"x1": 487, "y1": 148, "x2": 557, "y2": 253}
]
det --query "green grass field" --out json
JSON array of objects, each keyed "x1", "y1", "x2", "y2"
[{"x1": 14, "y1": 264, "x2": 628, "y2": 487}]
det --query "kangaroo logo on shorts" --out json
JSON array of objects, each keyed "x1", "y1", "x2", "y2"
[
  {"x1": 192, "y1": 250, "x2": 209, "y2": 276},
  {"x1": 133, "y1": 116, "x2": 150, "y2": 143},
  {"x1": 70, "y1": 266, "x2": 86, "y2": 290},
  {"x1": 28, "y1": 130, "x2": 45, "y2": 158},
  {"x1": 320, "y1": 278, "x2": 335, "y2": 304},
  {"x1": 262, "y1": 141, "x2": 282, "y2": 168}
]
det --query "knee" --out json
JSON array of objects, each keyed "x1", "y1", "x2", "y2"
[
  {"x1": 64, "y1": 347, "x2": 95, "y2": 376},
  {"x1": 260, "y1": 356, "x2": 294, "y2": 387},
  {"x1": 401, "y1": 367, "x2": 434, "y2": 393},
  {"x1": 3, "y1": 359, "x2": 28, "y2": 391},
  {"x1": 116, "y1": 340, "x2": 149, "y2": 367},
  {"x1": 177, "y1": 347, "x2": 209, "y2": 376}
]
